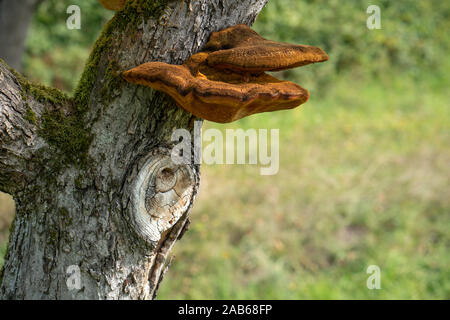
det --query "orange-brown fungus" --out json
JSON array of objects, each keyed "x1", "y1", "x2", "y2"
[
  {"x1": 204, "y1": 24, "x2": 329, "y2": 73},
  {"x1": 98, "y1": 0, "x2": 128, "y2": 11},
  {"x1": 122, "y1": 24, "x2": 328, "y2": 123}
]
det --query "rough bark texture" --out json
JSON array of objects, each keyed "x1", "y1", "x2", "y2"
[
  {"x1": 0, "y1": 0, "x2": 42, "y2": 71},
  {"x1": 0, "y1": 0, "x2": 268, "y2": 299}
]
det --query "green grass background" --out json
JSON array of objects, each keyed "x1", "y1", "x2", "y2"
[{"x1": 1, "y1": 0, "x2": 449, "y2": 299}]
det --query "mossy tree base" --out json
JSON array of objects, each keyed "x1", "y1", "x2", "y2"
[{"x1": 0, "y1": 0, "x2": 268, "y2": 299}]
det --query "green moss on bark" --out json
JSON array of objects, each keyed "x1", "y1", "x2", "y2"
[
  {"x1": 1, "y1": 59, "x2": 89, "y2": 167},
  {"x1": 100, "y1": 60, "x2": 126, "y2": 105},
  {"x1": 39, "y1": 109, "x2": 92, "y2": 166},
  {"x1": 24, "y1": 104, "x2": 37, "y2": 125},
  {"x1": 0, "y1": 171, "x2": 21, "y2": 195},
  {"x1": 1, "y1": 0, "x2": 169, "y2": 169},
  {"x1": 0, "y1": 180, "x2": 10, "y2": 195},
  {"x1": 59, "y1": 207, "x2": 73, "y2": 226},
  {"x1": 14, "y1": 76, "x2": 90, "y2": 167},
  {"x1": 1, "y1": 58, "x2": 70, "y2": 106},
  {"x1": 74, "y1": 0, "x2": 169, "y2": 110},
  {"x1": 19, "y1": 80, "x2": 69, "y2": 106}
]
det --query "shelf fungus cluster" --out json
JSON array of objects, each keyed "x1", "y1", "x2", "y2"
[{"x1": 123, "y1": 24, "x2": 329, "y2": 123}]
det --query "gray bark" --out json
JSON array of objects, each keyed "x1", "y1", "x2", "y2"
[
  {"x1": 0, "y1": 0, "x2": 42, "y2": 71},
  {"x1": 0, "y1": 0, "x2": 268, "y2": 300}
]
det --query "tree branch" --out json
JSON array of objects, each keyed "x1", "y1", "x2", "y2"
[{"x1": 0, "y1": 61, "x2": 44, "y2": 194}]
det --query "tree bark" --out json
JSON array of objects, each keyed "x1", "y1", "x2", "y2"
[
  {"x1": 0, "y1": 0, "x2": 268, "y2": 300},
  {"x1": 0, "y1": 0, "x2": 42, "y2": 71}
]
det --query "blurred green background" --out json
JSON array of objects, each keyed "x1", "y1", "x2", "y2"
[{"x1": 0, "y1": 0, "x2": 449, "y2": 299}]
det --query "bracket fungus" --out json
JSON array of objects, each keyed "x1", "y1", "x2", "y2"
[
  {"x1": 204, "y1": 24, "x2": 329, "y2": 73},
  {"x1": 123, "y1": 24, "x2": 329, "y2": 123},
  {"x1": 98, "y1": 0, "x2": 128, "y2": 11}
]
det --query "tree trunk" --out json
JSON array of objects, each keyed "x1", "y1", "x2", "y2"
[
  {"x1": 0, "y1": 0, "x2": 42, "y2": 71},
  {"x1": 0, "y1": 0, "x2": 268, "y2": 300}
]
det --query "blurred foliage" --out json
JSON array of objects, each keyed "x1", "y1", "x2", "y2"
[
  {"x1": 23, "y1": 0, "x2": 112, "y2": 92},
  {"x1": 20, "y1": 0, "x2": 450, "y2": 94},
  {"x1": 0, "y1": 0, "x2": 449, "y2": 299},
  {"x1": 158, "y1": 71, "x2": 450, "y2": 299},
  {"x1": 254, "y1": 0, "x2": 450, "y2": 92}
]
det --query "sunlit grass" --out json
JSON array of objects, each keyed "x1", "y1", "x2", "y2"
[{"x1": 157, "y1": 71, "x2": 450, "y2": 300}]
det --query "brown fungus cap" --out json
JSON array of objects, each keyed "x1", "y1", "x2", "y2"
[
  {"x1": 98, "y1": 0, "x2": 128, "y2": 11},
  {"x1": 204, "y1": 24, "x2": 329, "y2": 73},
  {"x1": 122, "y1": 55, "x2": 309, "y2": 123},
  {"x1": 122, "y1": 24, "x2": 328, "y2": 123}
]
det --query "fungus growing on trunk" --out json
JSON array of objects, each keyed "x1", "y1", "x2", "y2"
[
  {"x1": 98, "y1": 0, "x2": 127, "y2": 11},
  {"x1": 122, "y1": 24, "x2": 328, "y2": 123},
  {"x1": 204, "y1": 24, "x2": 329, "y2": 73}
]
